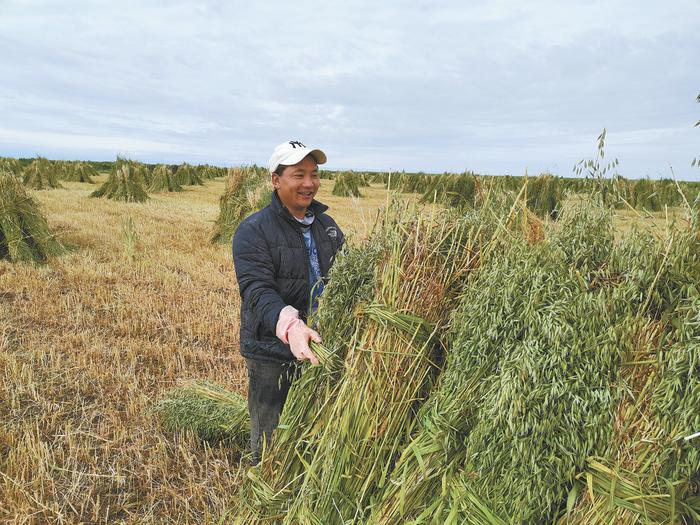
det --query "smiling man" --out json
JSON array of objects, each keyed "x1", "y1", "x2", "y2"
[{"x1": 232, "y1": 140, "x2": 345, "y2": 462}]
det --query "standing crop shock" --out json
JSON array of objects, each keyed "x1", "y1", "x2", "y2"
[{"x1": 234, "y1": 201, "x2": 492, "y2": 524}]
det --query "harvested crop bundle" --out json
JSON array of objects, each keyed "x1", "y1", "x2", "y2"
[
  {"x1": 210, "y1": 167, "x2": 270, "y2": 244},
  {"x1": 148, "y1": 164, "x2": 182, "y2": 193},
  {"x1": 197, "y1": 164, "x2": 214, "y2": 180},
  {"x1": 234, "y1": 201, "x2": 500, "y2": 523},
  {"x1": 361, "y1": 171, "x2": 386, "y2": 184},
  {"x1": 155, "y1": 380, "x2": 249, "y2": 449},
  {"x1": 199, "y1": 164, "x2": 227, "y2": 179},
  {"x1": 527, "y1": 172, "x2": 562, "y2": 219},
  {"x1": 52, "y1": 160, "x2": 71, "y2": 180},
  {"x1": 0, "y1": 157, "x2": 23, "y2": 176},
  {"x1": 229, "y1": 201, "x2": 698, "y2": 525},
  {"x1": 331, "y1": 171, "x2": 363, "y2": 197},
  {"x1": 22, "y1": 156, "x2": 62, "y2": 189},
  {"x1": 90, "y1": 161, "x2": 149, "y2": 202},
  {"x1": 174, "y1": 163, "x2": 203, "y2": 186},
  {"x1": 399, "y1": 172, "x2": 428, "y2": 194},
  {"x1": 420, "y1": 172, "x2": 479, "y2": 209},
  {"x1": 373, "y1": 205, "x2": 617, "y2": 523},
  {"x1": 213, "y1": 166, "x2": 229, "y2": 178},
  {"x1": 0, "y1": 170, "x2": 64, "y2": 263},
  {"x1": 236, "y1": 235, "x2": 386, "y2": 520},
  {"x1": 62, "y1": 161, "x2": 97, "y2": 183},
  {"x1": 630, "y1": 177, "x2": 665, "y2": 211},
  {"x1": 563, "y1": 215, "x2": 700, "y2": 524},
  {"x1": 385, "y1": 170, "x2": 405, "y2": 190},
  {"x1": 375, "y1": 206, "x2": 699, "y2": 524}
]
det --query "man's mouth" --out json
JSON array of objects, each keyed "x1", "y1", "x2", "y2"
[{"x1": 299, "y1": 191, "x2": 314, "y2": 198}]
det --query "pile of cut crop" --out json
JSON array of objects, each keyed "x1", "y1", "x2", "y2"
[
  {"x1": 148, "y1": 164, "x2": 182, "y2": 192},
  {"x1": 399, "y1": 172, "x2": 429, "y2": 193},
  {"x1": 211, "y1": 167, "x2": 270, "y2": 244},
  {"x1": 155, "y1": 380, "x2": 249, "y2": 449},
  {"x1": 419, "y1": 171, "x2": 480, "y2": 209},
  {"x1": 0, "y1": 170, "x2": 64, "y2": 263},
  {"x1": 0, "y1": 157, "x2": 23, "y2": 176},
  {"x1": 22, "y1": 156, "x2": 62, "y2": 190},
  {"x1": 174, "y1": 162, "x2": 203, "y2": 186},
  {"x1": 61, "y1": 161, "x2": 98, "y2": 183},
  {"x1": 332, "y1": 171, "x2": 364, "y2": 197},
  {"x1": 220, "y1": 195, "x2": 698, "y2": 524},
  {"x1": 90, "y1": 159, "x2": 149, "y2": 202},
  {"x1": 232, "y1": 200, "x2": 501, "y2": 523},
  {"x1": 427, "y1": 206, "x2": 697, "y2": 524}
]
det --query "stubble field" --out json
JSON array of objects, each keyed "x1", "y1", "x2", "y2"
[
  {"x1": 0, "y1": 176, "x2": 400, "y2": 524},
  {"x1": 0, "y1": 174, "x2": 685, "y2": 523}
]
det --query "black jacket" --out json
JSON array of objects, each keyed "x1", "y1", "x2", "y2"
[{"x1": 232, "y1": 191, "x2": 344, "y2": 362}]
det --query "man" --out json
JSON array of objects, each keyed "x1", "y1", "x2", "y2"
[{"x1": 232, "y1": 140, "x2": 344, "y2": 462}]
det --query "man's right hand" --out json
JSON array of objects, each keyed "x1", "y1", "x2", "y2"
[
  {"x1": 287, "y1": 319, "x2": 321, "y2": 365},
  {"x1": 276, "y1": 305, "x2": 321, "y2": 365}
]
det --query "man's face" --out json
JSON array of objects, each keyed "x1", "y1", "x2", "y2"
[{"x1": 272, "y1": 155, "x2": 320, "y2": 218}]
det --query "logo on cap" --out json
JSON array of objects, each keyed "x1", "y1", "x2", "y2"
[{"x1": 289, "y1": 141, "x2": 306, "y2": 149}]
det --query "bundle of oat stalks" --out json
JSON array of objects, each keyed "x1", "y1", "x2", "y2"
[
  {"x1": 90, "y1": 159, "x2": 149, "y2": 202},
  {"x1": 210, "y1": 167, "x2": 270, "y2": 244},
  {"x1": 0, "y1": 170, "x2": 64, "y2": 263},
  {"x1": 155, "y1": 380, "x2": 249, "y2": 449},
  {"x1": 169, "y1": 191, "x2": 699, "y2": 524}
]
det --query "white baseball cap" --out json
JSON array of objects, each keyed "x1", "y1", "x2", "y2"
[{"x1": 268, "y1": 140, "x2": 327, "y2": 175}]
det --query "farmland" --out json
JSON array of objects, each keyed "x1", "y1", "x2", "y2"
[
  {"x1": 0, "y1": 172, "x2": 422, "y2": 523},
  {"x1": 1, "y1": 165, "x2": 698, "y2": 523}
]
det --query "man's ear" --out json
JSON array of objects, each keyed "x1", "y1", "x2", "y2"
[{"x1": 271, "y1": 173, "x2": 280, "y2": 189}]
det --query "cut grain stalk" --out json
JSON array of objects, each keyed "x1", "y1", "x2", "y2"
[
  {"x1": 373, "y1": 204, "x2": 633, "y2": 523},
  {"x1": 155, "y1": 380, "x2": 249, "y2": 450}
]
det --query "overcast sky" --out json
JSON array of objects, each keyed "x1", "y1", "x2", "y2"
[{"x1": 1, "y1": 0, "x2": 698, "y2": 180}]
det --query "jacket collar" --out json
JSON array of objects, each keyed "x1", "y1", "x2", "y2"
[{"x1": 271, "y1": 190, "x2": 328, "y2": 223}]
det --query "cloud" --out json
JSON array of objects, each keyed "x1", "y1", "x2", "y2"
[
  {"x1": 0, "y1": 127, "x2": 193, "y2": 155},
  {"x1": 0, "y1": 0, "x2": 698, "y2": 179}
]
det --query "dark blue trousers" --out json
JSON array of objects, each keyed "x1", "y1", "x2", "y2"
[{"x1": 245, "y1": 358, "x2": 300, "y2": 463}]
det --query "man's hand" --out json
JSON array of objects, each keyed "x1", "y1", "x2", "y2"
[
  {"x1": 276, "y1": 305, "x2": 321, "y2": 364},
  {"x1": 287, "y1": 319, "x2": 321, "y2": 365}
]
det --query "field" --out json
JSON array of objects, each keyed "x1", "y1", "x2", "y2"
[
  {"x1": 0, "y1": 175, "x2": 417, "y2": 523},
  {"x1": 0, "y1": 172, "x2": 696, "y2": 523}
]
